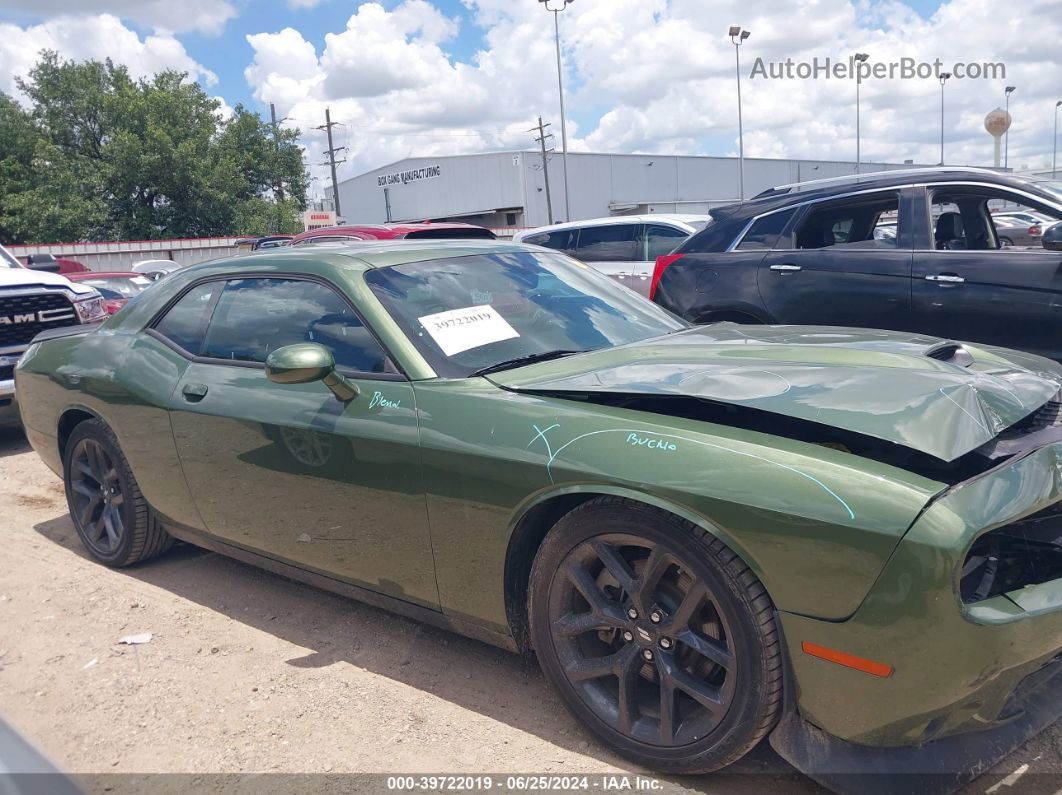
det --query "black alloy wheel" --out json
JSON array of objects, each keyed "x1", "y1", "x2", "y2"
[
  {"x1": 549, "y1": 533, "x2": 736, "y2": 746},
  {"x1": 63, "y1": 419, "x2": 174, "y2": 567},
  {"x1": 69, "y1": 437, "x2": 125, "y2": 557},
  {"x1": 530, "y1": 498, "x2": 783, "y2": 773}
]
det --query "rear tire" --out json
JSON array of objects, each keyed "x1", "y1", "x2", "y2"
[
  {"x1": 63, "y1": 419, "x2": 173, "y2": 567},
  {"x1": 529, "y1": 497, "x2": 783, "y2": 774}
]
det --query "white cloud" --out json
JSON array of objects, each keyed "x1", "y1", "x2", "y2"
[
  {"x1": 0, "y1": 0, "x2": 236, "y2": 35},
  {"x1": 213, "y1": 95, "x2": 236, "y2": 120},
  {"x1": 0, "y1": 14, "x2": 218, "y2": 100},
  {"x1": 243, "y1": 0, "x2": 1062, "y2": 184},
  {"x1": 318, "y1": 2, "x2": 459, "y2": 98}
]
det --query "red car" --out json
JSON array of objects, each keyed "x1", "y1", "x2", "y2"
[
  {"x1": 66, "y1": 272, "x2": 154, "y2": 314},
  {"x1": 22, "y1": 253, "x2": 89, "y2": 274},
  {"x1": 288, "y1": 222, "x2": 496, "y2": 247}
]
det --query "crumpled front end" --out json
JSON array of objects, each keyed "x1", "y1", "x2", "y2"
[
  {"x1": 771, "y1": 441, "x2": 1062, "y2": 790},
  {"x1": 494, "y1": 325, "x2": 1062, "y2": 463}
]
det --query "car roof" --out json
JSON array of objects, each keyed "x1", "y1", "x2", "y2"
[
  {"x1": 684, "y1": 167, "x2": 1062, "y2": 245},
  {"x1": 179, "y1": 239, "x2": 535, "y2": 277},
  {"x1": 68, "y1": 271, "x2": 144, "y2": 279},
  {"x1": 515, "y1": 214, "x2": 709, "y2": 238},
  {"x1": 291, "y1": 222, "x2": 491, "y2": 240}
]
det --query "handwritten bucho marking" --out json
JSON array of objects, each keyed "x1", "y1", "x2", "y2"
[
  {"x1": 528, "y1": 424, "x2": 855, "y2": 520},
  {"x1": 626, "y1": 432, "x2": 677, "y2": 452},
  {"x1": 369, "y1": 391, "x2": 402, "y2": 410}
]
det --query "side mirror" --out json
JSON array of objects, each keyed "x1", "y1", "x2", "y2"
[
  {"x1": 1043, "y1": 221, "x2": 1062, "y2": 252},
  {"x1": 265, "y1": 343, "x2": 359, "y2": 402}
]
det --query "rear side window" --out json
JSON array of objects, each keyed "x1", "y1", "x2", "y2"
[
  {"x1": 575, "y1": 224, "x2": 639, "y2": 262},
  {"x1": 795, "y1": 193, "x2": 900, "y2": 249},
  {"x1": 292, "y1": 235, "x2": 360, "y2": 246},
  {"x1": 153, "y1": 282, "x2": 220, "y2": 354},
  {"x1": 200, "y1": 278, "x2": 390, "y2": 373},
  {"x1": 523, "y1": 229, "x2": 577, "y2": 254},
  {"x1": 736, "y1": 209, "x2": 796, "y2": 250},
  {"x1": 644, "y1": 224, "x2": 689, "y2": 259}
]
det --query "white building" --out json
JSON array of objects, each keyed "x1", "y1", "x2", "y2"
[{"x1": 335, "y1": 150, "x2": 929, "y2": 230}]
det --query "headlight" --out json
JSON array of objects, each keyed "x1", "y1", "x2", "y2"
[
  {"x1": 17, "y1": 344, "x2": 39, "y2": 366},
  {"x1": 72, "y1": 293, "x2": 108, "y2": 323}
]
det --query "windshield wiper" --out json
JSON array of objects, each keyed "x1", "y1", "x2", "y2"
[{"x1": 469, "y1": 350, "x2": 585, "y2": 378}]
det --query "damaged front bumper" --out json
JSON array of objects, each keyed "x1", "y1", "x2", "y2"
[
  {"x1": 771, "y1": 652, "x2": 1061, "y2": 795},
  {"x1": 769, "y1": 442, "x2": 1062, "y2": 793}
]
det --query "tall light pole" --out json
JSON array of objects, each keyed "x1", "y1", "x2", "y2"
[
  {"x1": 1004, "y1": 86, "x2": 1016, "y2": 169},
  {"x1": 939, "y1": 72, "x2": 951, "y2": 166},
  {"x1": 854, "y1": 52, "x2": 869, "y2": 172},
  {"x1": 540, "y1": 0, "x2": 574, "y2": 222},
  {"x1": 1054, "y1": 100, "x2": 1061, "y2": 179},
  {"x1": 729, "y1": 26, "x2": 750, "y2": 200}
]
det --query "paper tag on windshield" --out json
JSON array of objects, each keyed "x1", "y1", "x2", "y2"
[{"x1": 418, "y1": 304, "x2": 519, "y2": 356}]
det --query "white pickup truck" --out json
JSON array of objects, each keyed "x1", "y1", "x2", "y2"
[{"x1": 0, "y1": 243, "x2": 107, "y2": 427}]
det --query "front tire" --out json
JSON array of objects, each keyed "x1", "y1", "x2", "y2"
[
  {"x1": 63, "y1": 419, "x2": 173, "y2": 567},
  {"x1": 529, "y1": 497, "x2": 783, "y2": 773}
]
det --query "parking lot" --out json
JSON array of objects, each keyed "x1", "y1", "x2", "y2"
[{"x1": 0, "y1": 425, "x2": 1058, "y2": 793}]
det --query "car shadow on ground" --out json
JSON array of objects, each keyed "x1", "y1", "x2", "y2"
[
  {"x1": 32, "y1": 514, "x2": 825, "y2": 795},
  {"x1": 0, "y1": 427, "x2": 30, "y2": 457}
]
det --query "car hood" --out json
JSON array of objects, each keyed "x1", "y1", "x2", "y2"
[
  {"x1": 0, "y1": 267, "x2": 95, "y2": 294},
  {"x1": 490, "y1": 324, "x2": 1062, "y2": 462}
]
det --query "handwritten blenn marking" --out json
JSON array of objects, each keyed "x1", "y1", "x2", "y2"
[{"x1": 368, "y1": 391, "x2": 402, "y2": 410}]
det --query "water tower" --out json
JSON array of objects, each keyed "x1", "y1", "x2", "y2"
[{"x1": 985, "y1": 108, "x2": 1011, "y2": 168}]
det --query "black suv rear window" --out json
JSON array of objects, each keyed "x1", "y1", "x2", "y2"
[{"x1": 403, "y1": 228, "x2": 496, "y2": 240}]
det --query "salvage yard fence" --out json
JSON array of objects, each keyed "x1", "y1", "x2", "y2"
[{"x1": 8, "y1": 228, "x2": 524, "y2": 272}]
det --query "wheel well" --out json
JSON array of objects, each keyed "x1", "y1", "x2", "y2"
[
  {"x1": 57, "y1": 409, "x2": 96, "y2": 460},
  {"x1": 696, "y1": 310, "x2": 764, "y2": 325},
  {"x1": 504, "y1": 493, "x2": 736, "y2": 652},
  {"x1": 504, "y1": 493, "x2": 597, "y2": 652}
]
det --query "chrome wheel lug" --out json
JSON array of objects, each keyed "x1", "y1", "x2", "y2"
[
  {"x1": 622, "y1": 630, "x2": 634, "y2": 643},
  {"x1": 642, "y1": 649, "x2": 654, "y2": 661},
  {"x1": 649, "y1": 611, "x2": 662, "y2": 624},
  {"x1": 626, "y1": 607, "x2": 638, "y2": 620},
  {"x1": 659, "y1": 637, "x2": 673, "y2": 650}
]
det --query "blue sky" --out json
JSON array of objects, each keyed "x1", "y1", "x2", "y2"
[
  {"x1": 179, "y1": 1, "x2": 489, "y2": 112},
  {"x1": 134, "y1": 0, "x2": 948, "y2": 117},
  {"x1": 2, "y1": 0, "x2": 1058, "y2": 181}
]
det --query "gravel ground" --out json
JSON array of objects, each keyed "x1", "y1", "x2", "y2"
[{"x1": 0, "y1": 426, "x2": 1058, "y2": 794}]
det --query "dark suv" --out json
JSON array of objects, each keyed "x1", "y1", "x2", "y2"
[{"x1": 650, "y1": 167, "x2": 1062, "y2": 360}]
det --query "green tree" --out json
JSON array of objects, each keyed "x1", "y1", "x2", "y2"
[{"x1": 0, "y1": 51, "x2": 309, "y2": 244}]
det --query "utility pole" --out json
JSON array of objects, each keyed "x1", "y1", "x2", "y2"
[
  {"x1": 530, "y1": 116, "x2": 555, "y2": 225},
  {"x1": 269, "y1": 104, "x2": 286, "y2": 202},
  {"x1": 269, "y1": 103, "x2": 286, "y2": 234},
  {"x1": 316, "y1": 108, "x2": 345, "y2": 221}
]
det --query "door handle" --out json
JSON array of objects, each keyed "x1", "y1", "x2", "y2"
[
  {"x1": 182, "y1": 383, "x2": 209, "y2": 402},
  {"x1": 925, "y1": 274, "x2": 965, "y2": 284},
  {"x1": 770, "y1": 264, "x2": 802, "y2": 272}
]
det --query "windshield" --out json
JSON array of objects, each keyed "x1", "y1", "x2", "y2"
[
  {"x1": 0, "y1": 245, "x2": 20, "y2": 269},
  {"x1": 1029, "y1": 180, "x2": 1062, "y2": 205},
  {"x1": 365, "y1": 250, "x2": 687, "y2": 378},
  {"x1": 79, "y1": 275, "x2": 152, "y2": 298}
]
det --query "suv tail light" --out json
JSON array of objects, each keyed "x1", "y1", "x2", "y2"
[{"x1": 649, "y1": 254, "x2": 685, "y2": 300}]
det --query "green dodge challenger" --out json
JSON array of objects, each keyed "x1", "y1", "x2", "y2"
[{"x1": 15, "y1": 240, "x2": 1062, "y2": 790}]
